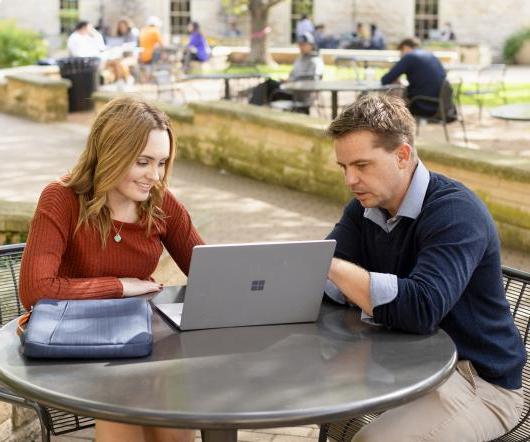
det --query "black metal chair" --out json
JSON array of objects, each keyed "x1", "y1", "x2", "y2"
[
  {"x1": 459, "y1": 63, "x2": 507, "y2": 122},
  {"x1": 320, "y1": 265, "x2": 530, "y2": 442},
  {"x1": 0, "y1": 243, "x2": 95, "y2": 442},
  {"x1": 410, "y1": 78, "x2": 468, "y2": 145}
]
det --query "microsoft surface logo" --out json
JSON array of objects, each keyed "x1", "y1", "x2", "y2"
[{"x1": 251, "y1": 280, "x2": 265, "y2": 291}]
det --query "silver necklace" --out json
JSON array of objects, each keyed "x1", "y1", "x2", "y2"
[{"x1": 113, "y1": 222, "x2": 125, "y2": 243}]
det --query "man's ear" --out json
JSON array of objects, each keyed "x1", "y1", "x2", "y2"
[{"x1": 395, "y1": 143, "x2": 413, "y2": 169}]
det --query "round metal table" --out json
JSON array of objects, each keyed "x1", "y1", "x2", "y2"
[
  {"x1": 490, "y1": 103, "x2": 530, "y2": 121},
  {"x1": 0, "y1": 301, "x2": 456, "y2": 442},
  {"x1": 281, "y1": 80, "x2": 402, "y2": 118}
]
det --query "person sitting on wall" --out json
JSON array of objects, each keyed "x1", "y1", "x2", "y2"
[
  {"x1": 248, "y1": 32, "x2": 324, "y2": 114},
  {"x1": 67, "y1": 20, "x2": 129, "y2": 85},
  {"x1": 182, "y1": 21, "x2": 211, "y2": 72},
  {"x1": 368, "y1": 23, "x2": 386, "y2": 50},
  {"x1": 314, "y1": 24, "x2": 339, "y2": 49},
  {"x1": 440, "y1": 22, "x2": 457, "y2": 41},
  {"x1": 139, "y1": 16, "x2": 164, "y2": 65},
  {"x1": 67, "y1": 21, "x2": 106, "y2": 58}
]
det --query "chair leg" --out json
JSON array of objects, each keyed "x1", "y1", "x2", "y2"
[
  {"x1": 460, "y1": 118, "x2": 468, "y2": 145},
  {"x1": 442, "y1": 121, "x2": 450, "y2": 143},
  {"x1": 319, "y1": 423, "x2": 329, "y2": 442},
  {"x1": 34, "y1": 406, "x2": 51, "y2": 442}
]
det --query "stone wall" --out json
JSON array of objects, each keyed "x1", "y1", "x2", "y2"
[
  {"x1": 92, "y1": 94, "x2": 530, "y2": 254},
  {"x1": 441, "y1": 0, "x2": 530, "y2": 56},
  {"x1": 0, "y1": 403, "x2": 40, "y2": 442},
  {"x1": 1, "y1": 74, "x2": 70, "y2": 123}
]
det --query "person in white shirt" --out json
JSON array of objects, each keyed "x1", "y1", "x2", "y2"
[
  {"x1": 67, "y1": 21, "x2": 106, "y2": 58},
  {"x1": 296, "y1": 14, "x2": 314, "y2": 40}
]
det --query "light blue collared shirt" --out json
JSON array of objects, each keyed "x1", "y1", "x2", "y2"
[{"x1": 325, "y1": 161, "x2": 430, "y2": 321}]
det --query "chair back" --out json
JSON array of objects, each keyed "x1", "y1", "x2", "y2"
[
  {"x1": 435, "y1": 79, "x2": 458, "y2": 123},
  {"x1": 476, "y1": 63, "x2": 506, "y2": 96},
  {"x1": 0, "y1": 243, "x2": 98, "y2": 437},
  {"x1": 0, "y1": 243, "x2": 25, "y2": 327},
  {"x1": 498, "y1": 266, "x2": 530, "y2": 441}
]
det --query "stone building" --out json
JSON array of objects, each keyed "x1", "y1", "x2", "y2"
[{"x1": 1, "y1": 0, "x2": 530, "y2": 58}]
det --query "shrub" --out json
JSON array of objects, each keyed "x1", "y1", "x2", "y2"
[
  {"x1": 0, "y1": 20, "x2": 48, "y2": 68},
  {"x1": 503, "y1": 27, "x2": 530, "y2": 64}
]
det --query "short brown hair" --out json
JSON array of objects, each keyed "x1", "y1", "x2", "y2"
[
  {"x1": 326, "y1": 95, "x2": 416, "y2": 151},
  {"x1": 397, "y1": 37, "x2": 420, "y2": 50}
]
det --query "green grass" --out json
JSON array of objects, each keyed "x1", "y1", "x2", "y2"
[
  {"x1": 458, "y1": 83, "x2": 530, "y2": 107},
  {"x1": 212, "y1": 64, "x2": 530, "y2": 107}
]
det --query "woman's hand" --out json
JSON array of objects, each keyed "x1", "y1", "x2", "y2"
[{"x1": 119, "y1": 278, "x2": 163, "y2": 297}]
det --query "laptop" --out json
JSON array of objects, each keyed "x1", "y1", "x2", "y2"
[{"x1": 152, "y1": 240, "x2": 336, "y2": 331}]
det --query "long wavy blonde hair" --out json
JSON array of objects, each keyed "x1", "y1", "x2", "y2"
[{"x1": 62, "y1": 96, "x2": 176, "y2": 246}]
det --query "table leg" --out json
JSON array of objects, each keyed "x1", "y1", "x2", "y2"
[
  {"x1": 224, "y1": 79, "x2": 230, "y2": 100},
  {"x1": 201, "y1": 429, "x2": 237, "y2": 442},
  {"x1": 331, "y1": 91, "x2": 338, "y2": 119}
]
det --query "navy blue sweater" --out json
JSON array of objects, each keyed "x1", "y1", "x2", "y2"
[
  {"x1": 327, "y1": 172, "x2": 526, "y2": 390},
  {"x1": 381, "y1": 49, "x2": 446, "y2": 114}
]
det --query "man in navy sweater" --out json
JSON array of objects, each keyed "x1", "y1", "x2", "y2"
[
  {"x1": 325, "y1": 94, "x2": 525, "y2": 441},
  {"x1": 381, "y1": 37, "x2": 446, "y2": 118}
]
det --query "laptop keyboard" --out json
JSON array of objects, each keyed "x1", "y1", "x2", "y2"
[{"x1": 157, "y1": 303, "x2": 184, "y2": 326}]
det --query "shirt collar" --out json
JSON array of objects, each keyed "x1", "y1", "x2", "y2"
[{"x1": 364, "y1": 160, "x2": 430, "y2": 222}]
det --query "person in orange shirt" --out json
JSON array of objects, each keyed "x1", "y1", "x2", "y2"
[
  {"x1": 139, "y1": 16, "x2": 164, "y2": 64},
  {"x1": 20, "y1": 96, "x2": 203, "y2": 442}
]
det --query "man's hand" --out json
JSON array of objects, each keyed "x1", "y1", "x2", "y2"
[
  {"x1": 119, "y1": 278, "x2": 163, "y2": 297},
  {"x1": 328, "y1": 258, "x2": 373, "y2": 315}
]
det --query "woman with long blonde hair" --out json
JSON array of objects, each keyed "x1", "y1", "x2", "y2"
[{"x1": 20, "y1": 96, "x2": 202, "y2": 442}]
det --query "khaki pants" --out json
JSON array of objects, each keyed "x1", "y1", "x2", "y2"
[{"x1": 354, "y1": 361, "x2": 524, "y2": 442}]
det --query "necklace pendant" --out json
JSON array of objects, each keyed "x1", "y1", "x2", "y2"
[{"x1": 114, "y1": 233, "x2": 122, "y2": 243}]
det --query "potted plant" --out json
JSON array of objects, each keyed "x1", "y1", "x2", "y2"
[{"x1": 503, "y1": 27, "x2": 530, "y2": 64}]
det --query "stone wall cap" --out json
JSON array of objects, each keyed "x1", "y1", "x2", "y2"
[
  {"x1": 5, "y1": 73, "x2": 71, "y2": 88},
  {"x1": 418, "y1": 141, "x2": 530, "y2": 183},
  {"x1": 189, "y1": 100, "x2": 328, "y2": 138},
  {"x1": 92, "y1": 91, "x2": 193, "y2": 122}
]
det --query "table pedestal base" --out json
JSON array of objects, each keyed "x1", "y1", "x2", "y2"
[{"x1": 201, "y1": 429, "x2": 237, "y2": 442}]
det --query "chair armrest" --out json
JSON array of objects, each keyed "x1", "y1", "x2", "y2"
[{"x1": 409, "y1": 95, "x2": 439, "y2": 105}]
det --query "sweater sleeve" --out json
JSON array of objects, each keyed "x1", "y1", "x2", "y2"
[
  {"x1": 19, "y1": 183, "x2": 123, "y2": 310},
  {"x1": 326, "y1": 199, "x2": 364, "y2": 264},
  {"x1": 381, "y1": 56, "x2": 408, "y2": 85},
  {"x1": 161, "y1": 189, "x2": 205, "y2": 275},
  {"x1": 373, "y1": 194, "x2": 490, "y2": 334}
]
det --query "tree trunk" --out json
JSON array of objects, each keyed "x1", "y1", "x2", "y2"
[{"x1": 248, "y1": 0, "x2": 274, "y2": 65}]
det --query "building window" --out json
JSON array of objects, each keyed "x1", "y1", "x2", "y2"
[
  {"x1": 291, "y1": 0, "x2": 313, "y2": 43},
  {"x1": 414, "y1": 0, "x2": 438, "y2": 40},
  {"x1": 170, "y1": 0, "x2": 191, "y2": 35},
  {"x1": 59, "y1": 0, "x2": 79, "y2": 35}
]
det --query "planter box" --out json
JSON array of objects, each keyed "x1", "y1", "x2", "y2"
[{"x1": 515, "y1": 40, "x2": 530, "y2": 65}]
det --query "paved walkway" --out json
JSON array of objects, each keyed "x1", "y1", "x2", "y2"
[{"x1": 0, "y1": 109, "x2": 529, "y2": 441}]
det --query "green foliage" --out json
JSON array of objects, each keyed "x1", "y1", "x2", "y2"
[
  {"x1": 503, "y1": 27, "x2": 530, "y2": 63},
  {"x1": 0, "y1": 20, "x2": 47, "y2": 68},
  {"x1": 221, "y1": 0, "x2": 249, "y2": 17},
  {"x1": 292, "y1": 0, "x2": 313, "y2": 16}
]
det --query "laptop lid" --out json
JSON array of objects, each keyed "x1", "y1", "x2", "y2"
[{"x1": 157, "y1": 239, "x2": 335, "y2": 331}]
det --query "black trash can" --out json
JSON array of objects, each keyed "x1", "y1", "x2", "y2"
[{"x1": 57, "y1": 57, "x2": 100, "y2": 112}]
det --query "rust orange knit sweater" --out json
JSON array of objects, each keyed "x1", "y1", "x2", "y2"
[{"x1": 19, "y1": 182, "x2": 204, "y2": 310}]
